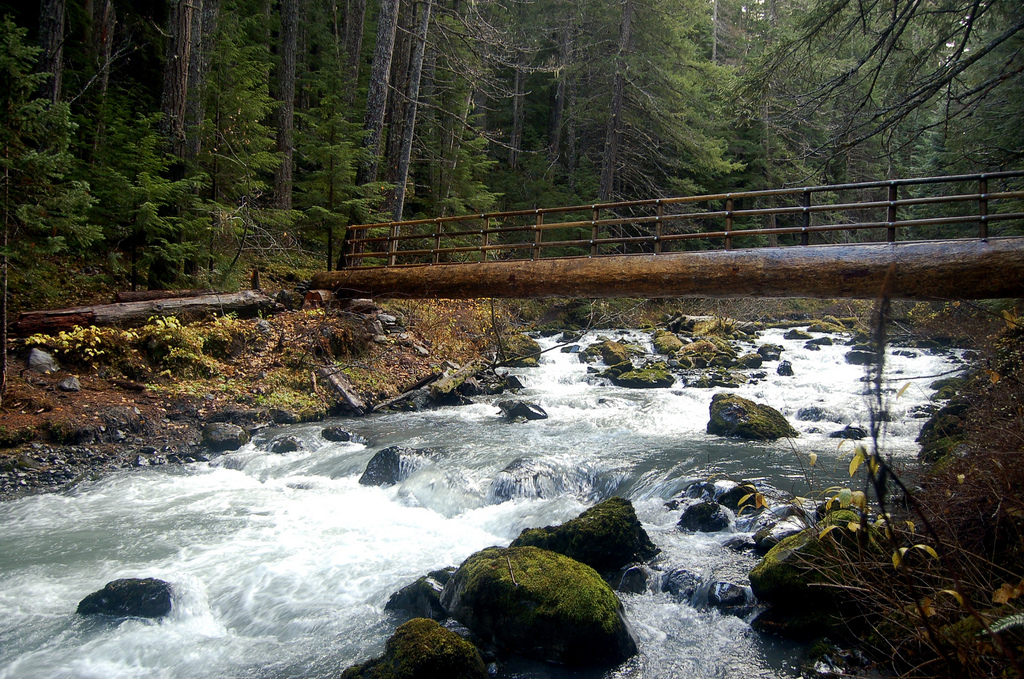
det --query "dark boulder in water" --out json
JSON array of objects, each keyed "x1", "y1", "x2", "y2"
[
  {"x1": 341, "y1": 617, "x2": 487, "y2": 679},
  {"x1": 678, "y1": 501, "x2": 731, "y2": 532},
  {"x1": 77, "y1": 578, "x2": 173, "y2": 618},
  {"x1": 776, "y1": 361, "x2": 794, "y2": 376},
  {"x1": 510, "y1": 497, "x2": 660, "y2": 573},
  {"x1": 828, "y1": 425, "x2": 868, "y2": 440},
  {"x1": 269, "y1": 435, "x2": 303, "y2": 453},
  {"x1": 202, "y1": 423, "x2": 249, "y2": 452},
  {"x1": 321, "y1": 426, "x2": 366, "y2": 444},
  {"x1": 359, "y1": 446, "x2": 438, "y2": 486},
  {"x1": 385, "y1": 568, "x2": 456, "y2": 621},
  {"x1": 662, "y1": 568, "x2": 702, "y2": 602},
  {"x1": 440, "y1": 546, "x2": 638, "y2": 666},
  {"x1": 497, "y1": 400, "x2": 548, "y2": 420}
]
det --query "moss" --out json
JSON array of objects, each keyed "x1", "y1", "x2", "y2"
[
  {"x1": 707, "y1": 393, "x2": 799, "y2": 440},
  {"x1": 505, "y1": 333, "x2": 541, "y2": 367},
  {"x1": 0, "y1": 425, "x2": 37, "y2": 448},
  {"x1": 584, "y1": 340, "x2": 631, "y2": 366},
  {"x1": 652, "y1": 330, "x2": 684, "y2": 355},
  {"x1": 510, "y1": 497, "x2": 659, "y2": 573},
  {"x1": 807, "y1": 319, "x2": 847, "y2": 333},
  {"x1": 442, "y1": 546, "x2": 636, "y2": 666},
  {"x1": 748, "y1": 530, "x2": 824, "y2": 605},
  {"x1": 610, "y1": 366, "x2": 675, "y2": 389},
  {"x1": 341, "y1": 618, "x2": 486, "y2": 679}
]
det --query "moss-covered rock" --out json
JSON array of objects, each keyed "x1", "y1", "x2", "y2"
[
  {"x1": 341, "y1": 618, "x2": 487, "y2": 679},
  {"x1": 735, "y1": 353, "x2": 764, "y2": 369},
  {"x1": 917, "y1": 398, "x2": 969, "y2": 462},
  {"x1": 652, "y1": 330, "x2": 684, "y2": 355},
  {"x1": 784, "y1": 329, "x2": 813, "y2": 340},
  {"x1": 505, "y1": 334, "x2": 542, "y2": 367},
  {"x1": 610, "y1": 366, "x2": 675, "y2": 389},
  {"x1": 584, "y1": 340, "x2": 631, "y2": 366},
  {"x1": 599, "y1": 361, "x2": 634, "y2": 378},
  {"x1": 510, "y1": 497, "x2": 659, "y2": 573},
  {"x1": 707, "y1": 393, "x2": 799, "y2": 441},
  {"x1": 440, "y1": 546, "x2": 638, "y2": 666},
  {"x1": 748, "y1": 530, "x2": 824, "y2": 606}
]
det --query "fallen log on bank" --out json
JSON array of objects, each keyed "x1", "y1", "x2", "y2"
[
  {"x1": 310, "y1": 239, "x2": 1024, "y2": 301},
  {"x1": 113, "y1": 289, "x2": 217, "y2": 304},
  {"x1": 11, "y1": 290, "x2": 277, "y2": 337}
]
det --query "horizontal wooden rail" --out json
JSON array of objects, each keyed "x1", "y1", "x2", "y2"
[{"x1": 336, "y1": 171, "x2": 1024, "y2": 269}]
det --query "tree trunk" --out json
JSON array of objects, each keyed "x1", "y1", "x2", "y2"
[
  {"x1": 548, "y1": 14, "x2": 572, "y2": 162},
  {"x1": 161, "y1": 0, "x2": 195, "y2": 160},
  {"x1": 38, "y1": 0, "x2": 65, "y2": 103},
  {"x1": 510, "y1": 63, "x2": 524, "y2": 170},
  {"x1": 344, "y1": 0, "x2": 368, "y2": 101},
  {"x1": 113, "y1": 289, "x2": 216, "y2": 303},
  {"x1": 392, "y1": 0, "x2": 433, "y2": 221},
  {"x1": 275, "y1": 0, "x2": 300, "y2": 210},
  {"x1": 357, "y1": 0, "x2": 402, "y2": 186},
  {"x1": 383, "y1": 0, "x2": 414, "y2": 196},
  {"x1": 186, "y1": 0, "x2": 220, "y2": 164},
  {"x1": 599, "y1": 0, "x2": 634, "y2": 202},
  {"x1": 10, "y1": 291, "x2": 277, "y2": 336},
  {"x1": 310, "y1": 240, "x2": 1024, "y2": 302},
  {"x1": 1, "y1": 155, "x2": 8, "y2": 406}
]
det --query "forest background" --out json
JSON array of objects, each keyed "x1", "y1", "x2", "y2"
[{"x1": 1, "y1": 0, "x2": 1022, "y2": 316}]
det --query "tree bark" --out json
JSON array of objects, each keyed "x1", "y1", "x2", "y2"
[
  {"x1": 509, "y1": 63, "x2": 524, "y2": 170},
  {"x1": 310, "y1": 239, "x2": 1024, "y2": 301},
  {"x1": 274, "y1": 0, "x2": 300, "y2": 210},
  {"x1": 599, "y1": 0, "x2": 634, "y2": 202},
  {"x1": 113, "y1": 289, "x2": 216, "y2": 303},
  {"x1": 161, "y1": 0, "x2": 195, "y2": 159},
  {"x1": 38, "y1": 0, "x2": 66, "y2": 103},
  {"x1": 391, "y1": 0, "x2": 433, "y2": 221},
  {"x1": 344, "y1": 0, "x2": 368, "y2": 101},
  {"x1": 185, "y1": 0, "x2": 220, "y2": 164},
  {"x1": 357, "y1": 0, "x2": 402, "y2": 186},
  {"x1": 11, "y1": 291, "x2": 277, "y2": 336}
]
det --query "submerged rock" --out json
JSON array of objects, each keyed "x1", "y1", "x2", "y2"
[
  {"x1": 77, "y1": 578, "x2": 173, "y2": 618},
  {"x1": 341, "y1": 617, "x2": 487, "y2": 679},
  {"x1": 359, "y1": 446, "x2": 438, "y2": 486},
  {"x1": 321, "y1": 426, "x2": 367, "y2": 443},
  {"x1": 440, "y1": 546, "x2": 638, "y2": 666},
  {"x1": 662, "y1": 568, "x2": 702, "y2": 602},
  {"x1": 845, "y1": 350, "x2": 878, "y2": 365},
  {"x1": 488, "y1": 458, "x2": 568, "y2": 502},
  {"x1": 497, "y1": 400, "x2": 548, "y2": 420},
  {"x1": 385, "y1": 568, "x2": 456, "y2": 621},
  {"x1": 510, "y1": 497, "x2": 659, "y2": 573},
  {"x1": 828, "y1": 425, "x2": 867, "y2": 440},
  {"x1": 707, "y1": 393, "x2": 799, "y2": 441},
  {"x1": 677, "y1": 501, "x2": 732, "y2": 532},
  {"x1": 202, "y1": 423, "x2": 250, "y2": 452}
]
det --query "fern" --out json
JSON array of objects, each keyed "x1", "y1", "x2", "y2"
[{"x1": 987, "y1": 612, "x2": 1024, "y2": 635}]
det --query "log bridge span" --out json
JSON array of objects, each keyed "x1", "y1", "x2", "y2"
[{"x1": 311, "y1": 171, "x2": 1024, "y2": 301}]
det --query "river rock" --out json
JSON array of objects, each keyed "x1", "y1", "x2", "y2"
[
  {"x1": 653, "y1": 329, "x2": 684, "y2": 355},
  {"x1": 341, "y1": 618, "x2": 487, "y2": 679},
  {"x1": 321, "y1": 426, "x2": 367, "y2": 443},
  {"x1": 611, "y1": 565, "x2": 651, "y2": 594},
  {"x1": 917, "y1": 397, "x2": 969, "y2": 462},
  {"x1": 662, "y1": 568, "x2": 702, "y2": 602},
  {"x1": 610, "y1": 366, "x2": 675, "y2": 389},
  {"x1": 757, "y1": 344, "x2": 783, "y2": 361},
  {"x1": 584, "y1": 340, "x2": 631, "y2": 366},
  {"x1": 678, "y1": 501, "x2": 732, "y2": 532},
  {"x1": 776, "y1": 360, "x2": 794, "y2": 376},
  {"x1": 510, "y1": 497, "x2": 659, "y2": 573},
  {"x1": 359, "y1": 446, "x2": 438, "y2": 486},
  {"x1": 488, "y1": 458, "x2": 566, "y2": 501},
  {"x1": 845, "y1": 350, "x2": 878, "y2": 365},
  {"x1": 707, "y1": 393, "x2": 799, "y2": 441},
  {"x1": 56, "y1": 376, "x2": 81, "y2": 392},
  {"x1": 735, "y1": 353, "x2": 763, "y2": 369},
  {"x1": 28, "y1": 348, "x2": 58, "y2": 374},
  {"x1": 77, "y1": 578, "x2": 173, "y2": 618},
  {"x1": 828, "y1": 425, "x2": 867, "y2": 440},
  {"x1": 385, "y1": 568, "x2": 455, "y2": 621},
  {"x1": 806, "y1": 336, "x2": 834, "y2": 347},
  {"x1": 796, "y1": 406, "x2": 840, "y2": 423},
  {"x1": 269, "y1": 435, "x2": 303, "y2": 453},
  {"x1": 708, "y1": 581, "x2": 751, "y2": 615},
  {"x1": 440, "y1": 546, "x2": 638, "y2": 666},
  {"x1": 202, "y1": 423, "x2": 250, "y2": 452},
  {"x1": 497, "y1": 400, "x2": 548, "y2": 420},
  {"x1": 505, "y1": 334, "x2": 542, "y2": 367},
  {"x1": 784, "y1": 329, "x2": 812, "y2": 340},
  {"x1": 753, "y1": 516, "x2": 807, "y2": 553}
]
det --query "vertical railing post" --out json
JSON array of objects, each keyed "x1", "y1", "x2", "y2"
[
  {"x1": 534, "y1": 210, "x2": 543, "y2": 260},
  {"x1": 388, "y1": 222, "x2": 398, "y2": 266},
  {"x1": 979, "y1": 176, "x2": 989, "y2": 241},
  {"x1": 887, "y1": 183, "x2": 898, "y2": 242},
  {"x1": 482, "y1": 215, "x2": 490, "y2": 262},
  {"x1": 591, "y1": 207, "x2": 599, "y2": 257},
  {"x1": 724, "y1": 197, "x2": 733, "y2": 250},
  {"x1": 655, "y1": 201, "x2": 664, "y2": 253},
  {"x1": 801, "y1": 190, "x2": 811, "y2": 246},
  {"x1": 433, "y1": 218, "x2": 441, "y2": 264}
]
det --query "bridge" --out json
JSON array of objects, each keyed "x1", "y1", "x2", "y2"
[{"x1": 310, "y1": 171, "x2": 1024, "y2": 300}]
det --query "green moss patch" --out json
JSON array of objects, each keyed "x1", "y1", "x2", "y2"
[
  {"x1": 341, "y1": 618, "x2": 486, "y2": 679},
  {"x1": 707, "y1": 393, "x2": 799, "y2": 440}
]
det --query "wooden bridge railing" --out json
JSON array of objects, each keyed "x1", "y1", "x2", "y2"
[{"x1": 340, "y1": 170, "x2": 1024, "y2": 268}]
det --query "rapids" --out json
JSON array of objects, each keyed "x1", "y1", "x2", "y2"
[{"x1": 0, "y1": 327, "x2": 963, "y2": 678}]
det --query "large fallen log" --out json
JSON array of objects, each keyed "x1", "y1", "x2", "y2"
[
  {"x1": 113, "y1": 289, "x2": 216, "y2": 303},
  {"x1": 310, "y1": 238, "x2": 1024, "y2": 301},
  {"x1": 11, "y1": 290, "x2": 277, "y2": 336}
]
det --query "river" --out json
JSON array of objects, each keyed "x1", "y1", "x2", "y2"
[{"x1": 0, "y1": 327, "x2": 962, "y2": 678}]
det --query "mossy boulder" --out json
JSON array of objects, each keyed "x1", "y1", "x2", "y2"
[
  {"x1": 807, "y1": 319, "x2": 847, "y2": 333},
  {"x1": 505, "y1": 334, "x2": 542, "y2": 367},
  {"x1": 748, "y1": 530, "x2": 825, "y2": 607},
  {"x1": 610, "y1": 366, "x2": 675, "y2": 389},
  {"x1": 510, "y1": 497, "x2": 659, "y2": 573},
  {"x1": 584, "y1": 340, "x2": 631, "y2": 366},
  {"x1": 341, "y1": 618, "x2": 487, "y2": 679},
  {"x1": 599, "y1": 361, "x2": 634, "y2": 378},
  {"x1": 652, "y1": 330, "x2": 684, "y2": 355},
  {"x1": 707, "y1": 393, "x2": 799, "y2": 441},
  {"x1": 784, "y1": 329, "x2": 813, "y2": 340},
  {"x1": 440, "y1": 546, "x2": 637, "y2": 666},
  {"x1": 735, "y1": 353, "x2": 764, "y2": 369},
  {"x1": 917, "y1": 398, "x2": 970, "y2": 462}
]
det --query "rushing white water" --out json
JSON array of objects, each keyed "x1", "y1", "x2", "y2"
[{"x1": 0, "y1": 327, "x2": 964, "y2": 679}]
